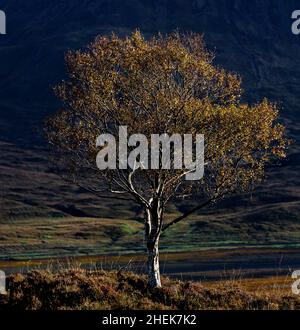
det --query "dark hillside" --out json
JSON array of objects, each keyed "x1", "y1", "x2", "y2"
[{"x1": 0, "y1": 1, "x2": 299, "y2": 252}]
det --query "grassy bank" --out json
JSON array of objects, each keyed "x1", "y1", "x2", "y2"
[
  {"x1": 2, "y1": 209, "x2": 300, "y2": 261},
  {"x1": 0, "y1": 269, "x2": 299, "y2": 310}
]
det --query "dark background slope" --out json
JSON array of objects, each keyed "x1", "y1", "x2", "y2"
[
  {"x1": 0, "y1": 0, "x2": 299, "y2": 253},
  {"x1": 1, "y1": 0, "x2": 300, "y2": 143}
]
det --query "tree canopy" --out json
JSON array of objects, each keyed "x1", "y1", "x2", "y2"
[{"x1": 45, "y1": 31, "x2": 289, "y2": 287}]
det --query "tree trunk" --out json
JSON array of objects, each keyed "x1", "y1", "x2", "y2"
[
  {"x1": 147, "y1": 238, "x2": 161, "y2": 288},
  {"x1": 145, "y1": 198, "x2": 163, "y2": 288}
]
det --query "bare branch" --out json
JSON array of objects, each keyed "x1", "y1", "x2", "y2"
[{"x1": 162, "y1": 198, "x2": 214, "y2": 232}]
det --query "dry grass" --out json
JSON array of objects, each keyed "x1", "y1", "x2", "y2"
[{"x1": 1, "y1": 269, "x2": 300, "y2": 310}]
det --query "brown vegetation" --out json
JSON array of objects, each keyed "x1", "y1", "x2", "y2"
[{"x1": 1, "y1": 269, "x2": 299, "y2": 310}]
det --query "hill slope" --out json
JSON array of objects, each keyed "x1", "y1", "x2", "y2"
[{"x1": 0, "y1": 1, "x2": 299, "y2": 253}]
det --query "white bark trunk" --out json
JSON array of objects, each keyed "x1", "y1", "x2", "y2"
[
  {"x1": 147, "y1": 239, "x2": 161, "y2": 288},
  {"x1": 145, "y1": 199, "x2": 163, "y2": 288}
]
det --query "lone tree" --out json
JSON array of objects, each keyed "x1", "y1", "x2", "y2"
[{"x1": 45, "y1": 31, "x2": 288, "y2": 288}]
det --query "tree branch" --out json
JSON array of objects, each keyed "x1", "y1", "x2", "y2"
[
  {"x1": 74, "y1": 181, "x2": 134, "y2": 202},
  {"x1": 162, "y1": 198, "x2": 214, "y2": 232},
  {"x1": 54, "y1": 171, "x2": 134, "y2": 202}
]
